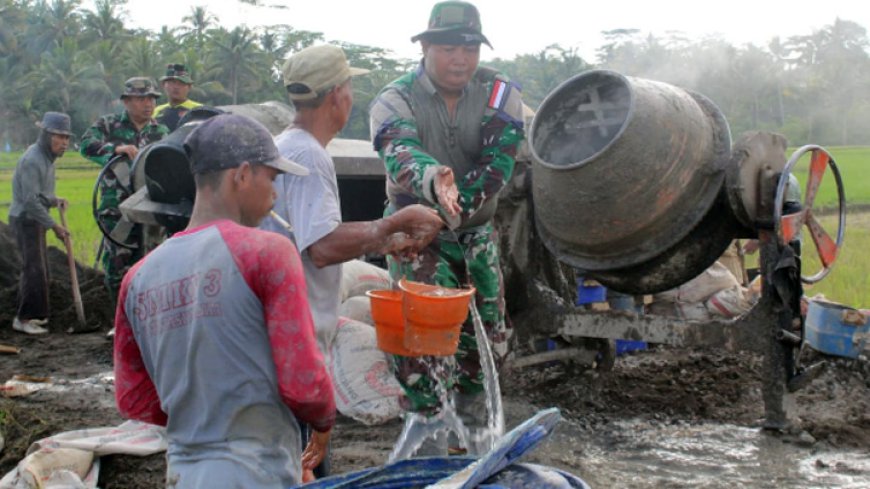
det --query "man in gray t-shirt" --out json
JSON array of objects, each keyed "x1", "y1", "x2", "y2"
[{"x1": 261, "y1": 44, "x2": 443, "y2": 479}]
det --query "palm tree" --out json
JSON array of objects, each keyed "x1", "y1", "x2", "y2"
[
  {"x1": 33, "y1": 39, "x2": 112, "y2": 118},
  {"x1": 23, "y1": 0, "x2": 83, "y2": 60},
  {"x1": 155, "y1": 25, "x2": 182, "y2": 59},
  {"x1": 82, "y1": 0, "x2": 128, "y2": 44},
  {"x1": 123, "y1": 36, "x2": 164, "y2": 80},
  {"x1": 206, "y1": 27, "x2": 263, "y2": 104},
  {"x1": 0, "y1": 0, "x2": 26, "y2": 56},
  {"x1": 181, "y1": 6, "x2": 218, "y2": 52},
  {"x1": 88, "y1": 39, "x2": 127, "y2": 95}
]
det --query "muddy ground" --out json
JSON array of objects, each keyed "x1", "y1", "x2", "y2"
[{"x1": 1, "y1": 220, "x2": 869, "y2": 487}]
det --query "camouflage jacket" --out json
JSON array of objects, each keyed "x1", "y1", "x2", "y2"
[
  {"x1": 369, "y1": 63, "x2": 524, "y2": 230},
  {"x1": 80, "y1": 110, "x2": 169, "y2": 167}
]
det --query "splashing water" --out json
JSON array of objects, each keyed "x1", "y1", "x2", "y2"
[
  {"x1": 388, "y1": 302, "x2": 505, "y2": 460},
  {"x1": 388, "y1": 357, "x2": 470, "y2": 461},
  {"x1": 388, "y1": 233, "x2": 504, "y2": 459},
  {"x1": 469, "y1": 300, "x2": 504, "y2": 452}
]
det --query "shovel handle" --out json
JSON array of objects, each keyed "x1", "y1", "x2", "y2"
[{"x1": 59, "y1": 206, "x2": 86, "y2": 325}]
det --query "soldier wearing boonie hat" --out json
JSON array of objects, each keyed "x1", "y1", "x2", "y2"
[
  {"x1": 9, "y1": 111, "x2": 73, "y2": 335},
  {"x1": 80, "y1": 77, "x2": 169, "y2": 310},
  {"x1": 410, "y1": 0, "x2": 493, "y2": 47},
  {"x1": 370, "y1": 0, "x2": 525, "y2": 457},
  {"x1": 263, "y1": 44, "x2": 444, "y2": 480},
  {"x1": 154, "y1": 64, "x2": 203, "y2": 131}
]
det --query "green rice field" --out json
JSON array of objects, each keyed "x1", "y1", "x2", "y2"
[{"x1": 1, "y1": 146, "x2": 869, "y2": 307}]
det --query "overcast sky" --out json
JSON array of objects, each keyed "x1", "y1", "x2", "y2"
[{"x1": 114, "y1": 0, "x2": 870, "y2": 62}]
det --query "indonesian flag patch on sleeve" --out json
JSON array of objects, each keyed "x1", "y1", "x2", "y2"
[{"x1": 488, "y1": 78, "x2": 509, "y2": 110}]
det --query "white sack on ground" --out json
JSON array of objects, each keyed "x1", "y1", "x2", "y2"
[
  {"x1": 706, "y1": 285, "x2": 754, "y2": 318},
  {"x1": 338, "y1": 296, "x2": 373, "y2": 325},
  {"x1": 340, "y1": 259, "x2": 391, "y2": 303},
  {"x1": 655, "y1": 261, "x2": 740, "y2": 304},
  {"x1": 0, "y1": 421, "x2": 166, "y2": 489},
  {"x1": 329, "y1": 317, "x2": 404, "y2": 425}
]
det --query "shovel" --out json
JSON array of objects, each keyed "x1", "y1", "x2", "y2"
[{"x1": 59, "y1": 205, "x2": 86, "y2": 326}]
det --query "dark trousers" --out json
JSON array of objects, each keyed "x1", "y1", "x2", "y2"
[{"x1": 11, "y1": 216, "x2": 50, "y2": 320}]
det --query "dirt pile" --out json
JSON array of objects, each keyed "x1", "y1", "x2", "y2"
[{"x1": 0, "y1": 220, "x2": 114, "y2": 335}]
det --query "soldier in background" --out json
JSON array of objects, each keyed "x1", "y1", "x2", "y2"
[
  {"x1": 154, "y1": 63, "x2": 202, "y2": 131},
  {"x1": 80, "y1": 77, "x2": 169, "y2": 311},
  {"x1": 9, "y1": 112, "x2": 71, "y2": 335}
]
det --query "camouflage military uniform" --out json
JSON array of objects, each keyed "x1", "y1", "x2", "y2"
[
  {"x1": 370, "y1": 62, "x2": 524, "y2": 413},
  {"x1": 80, "y1": 87, "x2": 168, "y2": 299}
]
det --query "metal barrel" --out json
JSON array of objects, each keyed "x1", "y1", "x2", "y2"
[{"x1": 530, "y1": 70, "x2": 732, "y2": 275}]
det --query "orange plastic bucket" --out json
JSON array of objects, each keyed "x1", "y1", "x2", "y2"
[
  {"x1": 398, "y1": 279, "x2": 476, "y2": 356},
  {"x1": 366, "y1": 289, "x2": 420, "y2": 356}
]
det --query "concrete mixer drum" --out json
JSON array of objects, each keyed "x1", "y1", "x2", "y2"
[{"x1": 530, "y1": 70, "x2": 734, "y2": 294}]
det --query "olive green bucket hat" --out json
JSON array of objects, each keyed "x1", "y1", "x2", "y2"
[
  {"x1": 120, "y1": 77, "x2": 161, "y2": 99},
  {"x1": 411, "y1": 1, "x2": 492, "y2": 48}
]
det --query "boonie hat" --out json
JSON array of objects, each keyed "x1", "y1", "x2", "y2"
[
  {"x1": 120, "y1": 77, "x2": 161, "y2": 99},
  {"x1": 183, "y1": 113, "x2": 309, "y2": 176},
  {"x1": 411, "y1": 1, "x2": 491, "y2": 48},
  {"x1": 282, "y1": 45, "x2": 369, "y2": 101},
  {"x1": 36, "y1": 111, "x2": 73, "y2": 136},
  {"x1": 160, "y1": 63, "x2": 194, "y2": 85}
]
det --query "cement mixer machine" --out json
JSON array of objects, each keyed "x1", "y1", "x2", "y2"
[{"x1": 527, "y1": 70, "x2": 846, "y2": 429}]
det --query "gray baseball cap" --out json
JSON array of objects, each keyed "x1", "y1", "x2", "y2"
[{"x1": 183, "y1": 113, "x2": 309, "y2": 176}]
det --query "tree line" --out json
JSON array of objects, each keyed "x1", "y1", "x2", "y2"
[{"x1": 2, "y1": 0, "x2": 869, "y2": 149}]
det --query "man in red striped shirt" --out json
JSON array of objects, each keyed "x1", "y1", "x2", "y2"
[{"x1": 114, "y1": 113, "x2": 332, "y2": 488}]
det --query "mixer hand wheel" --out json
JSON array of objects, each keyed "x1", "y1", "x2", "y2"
[
  {"x1": 774, "y1": 145, "x2": 845, "y2": 284},
  {"x1": 92, "y1": 155, "x2": 140, "y2": 250}
]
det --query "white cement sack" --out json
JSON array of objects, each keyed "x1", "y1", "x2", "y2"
[
  {"x1": 0, "y1": 421, "x2": 164, "y2": 489},
  {"x1": 340, "y1": 260, "x2": 391, "y2": 302},
  {"x1": 329, "y1": 318, "x2": 404, "y2": 425},
  {"x1": 676, "y1": 301, "x2": 713, "y2": 321},
  {"x1": 339, "y1": 296, "x2": 373, "y2": 325},
  {"x1": 706, "y1": 285, "x2": 753, "y2": 318},
  {"x1": 655, "y1": 261, "x2": 740, "y2": 304}
]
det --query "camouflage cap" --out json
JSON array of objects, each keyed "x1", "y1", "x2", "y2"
[
  {"x1": 120, "y1": 77, "x2": 161, "y2": 99},
  {"x1": 411, "y1": 1, "x2": 491, "y2": 48},
  {"x1": 160, "y1": 63, "x2": 193, "y2": 85}
]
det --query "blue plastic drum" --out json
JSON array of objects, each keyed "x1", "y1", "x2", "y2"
[{"x1": 295, "y1": 456, "x2": 590, "y2": 489}]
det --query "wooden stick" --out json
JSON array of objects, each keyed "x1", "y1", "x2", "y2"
[
  {"x1": 59, "y1": 206, "x2": 86, "y2": 324},
  {"x1": 0, "y1": 344, "x2": 21, "y2": 355}
]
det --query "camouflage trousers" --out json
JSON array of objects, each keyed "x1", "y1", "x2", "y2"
[
  {"x1": 387, "y1": 221, "x2": 510, "y2": 414},
  {"x1": 97, "y1": 162, "x2": 142, "y2": 300}
]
